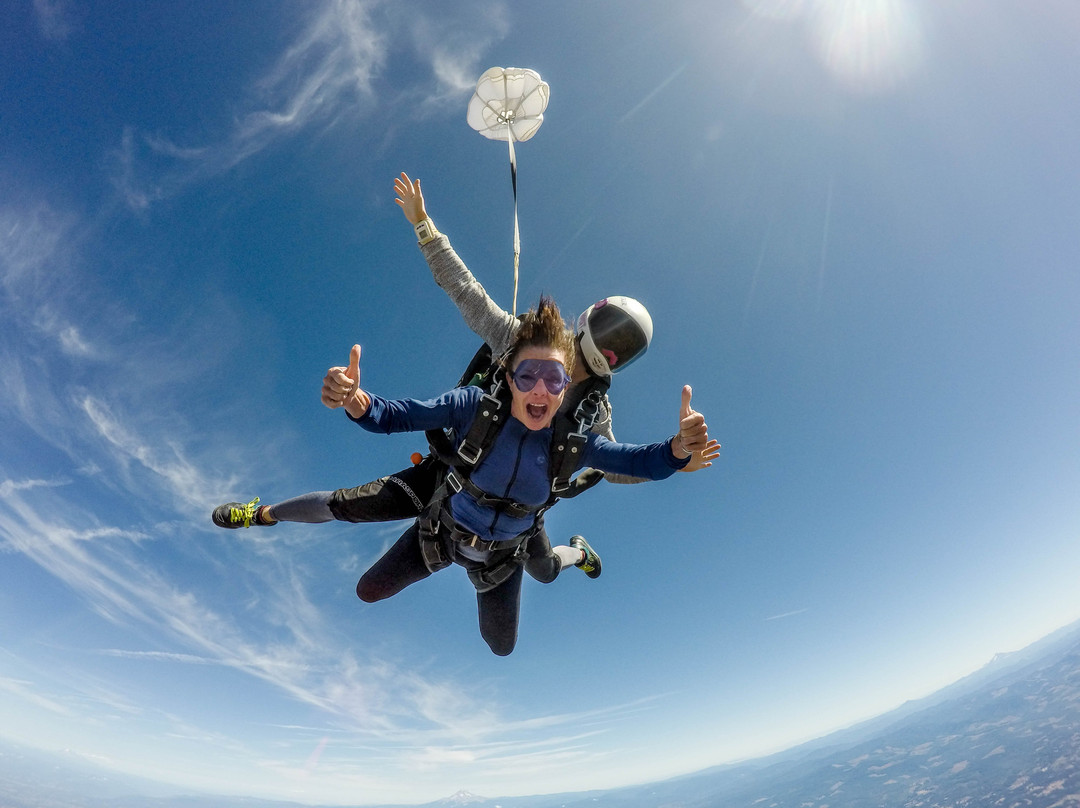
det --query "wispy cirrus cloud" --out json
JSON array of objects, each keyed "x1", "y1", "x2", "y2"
[
  {"x1": 99, "y1": 649, "x2": 220, "y2": 665},
  {"x1": 32, "y1": 0, "x2": 76, "y2": 42},
  {"x1": 0, "y1": 200, "x2": 100, "y2": 361},
  {"x1": 0, "y1": 477, "x2": 69, "y2": 497},
  {"x1": 78, "y1": 393, "x2": 232, "y2": 514},
  {"x1": 111, "y1": 0, "x2": 513, "y2": 210},
  {"x1": 0, "y1": 469, "x2": 661, "y2": 800},
  {"x1": 766, "y1": 608, "x2": 809, "y2": 621},
  {"x1": 113, "y1": 0, "x2": 389, "y2": 208},
  {"x1": 0, "y1": 468, "x2": 645, "y2": 746},
  {"x1": 0, "y1": 675, "x2": 72, "y2": 716}
]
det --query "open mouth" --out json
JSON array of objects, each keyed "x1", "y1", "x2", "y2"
[{"x1": 526, "y1": 403, "x2": 549, "y2": 421}]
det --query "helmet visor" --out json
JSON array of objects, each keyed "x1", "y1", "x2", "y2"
[{"x1": 586, "y1": 305, "x2": 649, "y2": 372}]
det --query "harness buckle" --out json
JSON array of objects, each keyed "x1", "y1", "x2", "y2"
[
  {"x1": 573, "y1": 390, "x2": 602, "y2": 432},
  {"x1": 419, "y1": 533, "x2": 452, "y2": 572},
  {"x1": 459, "y1": 533, "x2": 491, "y2": 551},
  {"x1": 457, "y1": 441, "x2": 483, "y2": 466},
  {"x1": 446, "y1": 470, "x2": 464, "y2": 494}
]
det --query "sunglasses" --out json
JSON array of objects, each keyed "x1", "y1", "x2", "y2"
[{"x1": 508, "y1": 359, "x2": 572, "y2": 395}]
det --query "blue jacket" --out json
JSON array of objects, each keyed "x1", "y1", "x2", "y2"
[{"x1": 353, "y1": 386, "x2": 687, "y2": 542}]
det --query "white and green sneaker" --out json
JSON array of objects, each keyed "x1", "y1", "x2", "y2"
[{"x1": 571, "y1": 535, "x2": 602, "y2": 579}]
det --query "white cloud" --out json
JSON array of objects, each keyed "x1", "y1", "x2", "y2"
[
  {"x1": 766, "y1": 608, "x2": 809, "y2": 621},
  {"x1": 0, "y1": 200, "x2": 101, "y2": 360},
  {"x1": 111, "y1": 127, "x2": 163, "y2": 212},
  {"x1": 0, "y1": 476, "x2": 469, "y2": 740},
  {"x1": 0, "y1": 200, "x2": 68, "y2": 289},
  {"x1": 114, "y1": 0, "x2": 389, "y2": 208},
  {"x1": 0, "y1": 675, "x2": 72, "y2": 716},
  {"x1": 0, "y1": 477, "x2": 68, "y2": 496},
  {"x1": 109, "y1": 0, "x2": 518, "y2": 210},
  {"x1": 76, "y1": 393, "x2": 239, "y2": 515},
  {"x1": 57, "y1": 324, "x2": 94, "y2": 356},
  {"x1": 99, "y1": 649, "x2": 220, "y2": 665},
  {"x1": 32, "y1": 0, "x2": 75, "y2": 41},
  {"x1": 408, "y1": 3, "x2": 510, "y2": 110}
]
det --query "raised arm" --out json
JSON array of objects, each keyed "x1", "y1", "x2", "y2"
[{"x1": 394, "y1": 173, "x2": 518, "y2": 354}]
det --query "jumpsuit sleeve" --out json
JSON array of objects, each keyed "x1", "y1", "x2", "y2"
[
  {"x1": 351, "y1": 387, "x2": 481, "y2": 436},
  {"x1": 582, "y1": 433, "x2": 690, "y2": 481},
  {"x1": 588, "y1": 394, "x2": 650, "y2": 485},
  {"x1": 420, "y1": 234, "x2": 518, "y2": 356}
]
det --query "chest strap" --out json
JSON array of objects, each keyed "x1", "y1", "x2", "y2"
[{"x1": 445, "y1": 468, "x2": 546, "y2": 520}]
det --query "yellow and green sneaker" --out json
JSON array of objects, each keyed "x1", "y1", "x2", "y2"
[
  {"x1": 211, "y1": 497, "x2": 272, "y2": 529},
  {"x1": 571, "y1": 535, "x2": 602, "y2": 579}
]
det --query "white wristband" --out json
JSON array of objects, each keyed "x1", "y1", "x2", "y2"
[{"x1": 414, "y1": 218, "x2": 438, "y2": 245}]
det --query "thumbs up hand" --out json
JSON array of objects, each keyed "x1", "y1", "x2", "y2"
[
  {"x1": 672, "y1": 385, "x2": 709, "y2": 460},
  {"x1": 322, "y1": 344, "x2": 370, "y2": 418},
  {"x1": 678, "y1": 438, "x2": 722, "y2": 472}
]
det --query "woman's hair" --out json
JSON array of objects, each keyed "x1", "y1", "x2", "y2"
[{"x1": 505, "y1": 295, "x2": 576, "y2": 376}]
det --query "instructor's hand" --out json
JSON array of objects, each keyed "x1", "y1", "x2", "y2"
[
  {"x1": 393, "y1": 172, "x2": 428, "y2": 225},
  {"x1": 322, "y1": 344, "x2": 370, "y2": 419},
  {"x1": 671, "y1": 385, "x2": 709, "y2": 460},
  {"x1": 679, "y1": 439, "x2": 722, "y2": 472}
]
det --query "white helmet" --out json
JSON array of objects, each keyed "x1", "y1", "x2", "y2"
[{"x1": 575, "y1": 296, "x2": 653, "y2": 377}]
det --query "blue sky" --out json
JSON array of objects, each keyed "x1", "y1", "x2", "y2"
[{"x1": 2, "y1": 0, "x2": 1079, "y2": 804}]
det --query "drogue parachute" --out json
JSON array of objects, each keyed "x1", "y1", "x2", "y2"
[
  {"x1": 467, "y1": 67, "x2": 550, "y2": 315},
  {"x1": 466, "y1": 66, "x2": 549, "y2": 142}
]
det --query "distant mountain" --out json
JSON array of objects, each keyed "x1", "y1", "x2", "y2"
[
  {"x1": 3, "y1": 619, "x2": 1080, "y2": 808},
  {"x1": 432, "y1": 790, "x2": 489, "y2": 806},
  {"x1": 554, "y1": 618, "x2": 1080, "y2": 808}
]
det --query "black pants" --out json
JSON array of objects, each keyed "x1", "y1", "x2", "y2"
[
  {"x1": 355, "y1": 522, "x2": 561, "y2": 656},
  {"x1": 328, "y1": 456, "x2": 442, "y2": 523}
]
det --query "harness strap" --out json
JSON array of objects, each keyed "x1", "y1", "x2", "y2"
[
  {"x1": 456, "y1": 376, "x2": 510, "y2": 465},
  {"x1": 445, "y1": 468, "x2": 545, "y2": 520},
  {"x1": 550, "y1": 388, "x2": 603, "y2": 493},
  {"x1": 417, "y1": 471, "x2": 533, "y2": 569},
  {"x1": 434, "y1": 504, "x2": 531, "y2": 552},
  {"x1": 416, "y1": 479, "x2": 534, "y2": 593},
  {"x1": 468, "y1": 542, "x2": 530, "y2": 593},
  {"x1": 555, "y1": 466, "x2": 606, "y2": 499}
]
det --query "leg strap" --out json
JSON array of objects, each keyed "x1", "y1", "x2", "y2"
[{"x1": 468, "y1": 543, "x2": 531, "y2": 593}]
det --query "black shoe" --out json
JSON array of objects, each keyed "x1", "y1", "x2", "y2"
[
  {"x1": 212, "y1": 497, "x2": 268, "y2": 529},
  {"x1": 571, "y1": 535, "x2": 601, "y2": 579}
]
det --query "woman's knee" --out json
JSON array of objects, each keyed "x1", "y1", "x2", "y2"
[
  {"x1": 356, "y1": 575, "x2": 386, "y2": 603},
  {"x1": 525, "y1": 556, "x2": 560, "y2": 584},
  {"x1": 484, "y1": 632, "x2": 518, "y2": 656}
]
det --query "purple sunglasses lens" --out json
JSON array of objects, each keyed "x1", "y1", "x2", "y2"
[{"x1": 512, "y1": 360, "x2": 570, "y2": 393}]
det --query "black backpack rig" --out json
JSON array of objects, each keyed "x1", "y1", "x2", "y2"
[{"x1": 418, "y1": 341, "x2": 609, "y2": 592}]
